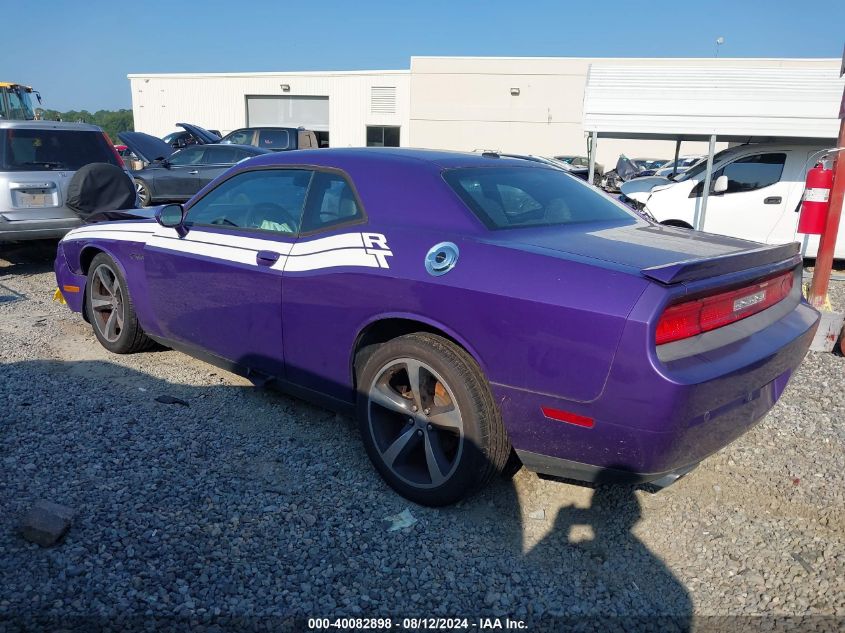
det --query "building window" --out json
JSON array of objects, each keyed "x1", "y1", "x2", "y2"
[{"x1": 366, "y1": 126, "x2": 400, "y2": 147}]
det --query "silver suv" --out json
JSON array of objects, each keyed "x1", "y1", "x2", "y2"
[{"x1": 0, "y1": 120, "x2": 132, "y2": 241}]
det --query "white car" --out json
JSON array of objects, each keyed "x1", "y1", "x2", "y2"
[{"x1": 623, "y1": 143, "x2": 843, "y2": 259}]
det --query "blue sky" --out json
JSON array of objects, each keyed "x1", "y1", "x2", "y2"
[{"x1": 2, "y1": 0, "x2": 843, "y2": 111}]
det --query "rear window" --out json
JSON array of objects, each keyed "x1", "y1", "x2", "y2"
[
  {"x1": 443, "y1": 166, "x2": 634, "y2": 230},
  {"x1": 258, "y1": 129, "x2": 290, "y2": 150},
  {"x1": 1, "y1": 128, "x2": 119, "y2": 171}
]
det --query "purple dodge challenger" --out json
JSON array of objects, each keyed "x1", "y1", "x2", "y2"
[{"x1": 54, "y1": 148, "x2": 819, "y2": 505}]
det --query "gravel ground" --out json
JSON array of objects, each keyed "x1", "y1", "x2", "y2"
[{"x1": 1, "y1": 242, "x2": 843, "y2": 632}]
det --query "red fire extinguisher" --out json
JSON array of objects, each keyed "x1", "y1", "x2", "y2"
[{"x1": 798, "y1": 164, "x2": 833, "y2": 235}]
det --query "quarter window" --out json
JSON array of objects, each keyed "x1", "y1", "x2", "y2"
[
  {"x1": 184, "y1": 169, "x2": 313, "y2": 235},
  {"x1": 300, "y1": 171, "x2": 364, "y2": 233}
]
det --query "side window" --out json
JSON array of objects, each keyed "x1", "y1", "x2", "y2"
[
  {"x1": 718, "y1": 153, "x2": 786, "y2": 193},
  {"x1": 226, "y1": 130, "x2": 254, "y2": 146},
  {"x1": 168, "y1": 147, "x2": 205, "y2": 166},
  {"x1": 692, "y1": 153, "x2": 787, "y2": 196},
  {"x1": 184, "y1": 169, "x2": 313, "y2": 235},
  {"x1": 258, "y1": 129, "x2": 290, "y2": 150},
  {"x1": 234, "y1": 149, "x2": 256, "y2": 162},
  {"x1": 299, "y1": 171, "x2": 364, "y2": 233},
  {"x1": 202, "y1": 146, "x2": 239, "y2": 165}
]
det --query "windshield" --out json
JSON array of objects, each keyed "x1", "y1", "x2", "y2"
[
  {"x1": 633, "y1": 159, "x2": 667, "y2": 170},
  {"x1": 3, "y1": 87, "x2": 36, "y2": 120},
  {"x1": 1, "y1": 128, "x2": 120, "y2": 171},
  {"x1": 443, "y1": 166, "x2": 636, "y2": 230}
]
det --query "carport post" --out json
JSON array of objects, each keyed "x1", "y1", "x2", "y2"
[
  {"x1": 671, "y1": 139, "x2": 681, "y2": 177},
  {"x1": 587, "y1": 131, "x2": 598, "y2": 184},
  {"x1": 695, "y1": 134, "x2": 717, "y2": 231}
]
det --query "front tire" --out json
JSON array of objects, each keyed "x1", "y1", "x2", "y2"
[
  {"x1": 86, "y1": 253, "x2": 153, "y2": 354},
  {"x1": 356, "y1": 333, "x2": 511, "y2": 506}
]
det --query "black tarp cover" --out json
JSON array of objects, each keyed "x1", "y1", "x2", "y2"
[{"x1": 66, "y1": 163, "x2": 136, "y2": 217}]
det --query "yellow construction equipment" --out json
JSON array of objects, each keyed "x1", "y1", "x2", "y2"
[{"x1": 0, "y1": 82, "x2": 42, "y2": 120}]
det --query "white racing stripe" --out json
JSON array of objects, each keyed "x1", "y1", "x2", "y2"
[
  {"x1": 147, "y1": 235, "x2": 259, "y2": 267},
  {"x1": 290, "y1": 232, "x2": 364, "y2": 255},
  {"x1": 63, "y1": 222, "x2": 393, "y2": 272},
  {"x1": 63, "y1": 226, "x2": 156, "y2": 243},
  {"x1": 285, "y1": 247, "x2": 393, "y2": 272},
  {"x1": 183, "y1": 229, "x2": 295, "y2": 255}
]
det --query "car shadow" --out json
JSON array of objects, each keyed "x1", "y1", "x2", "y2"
[
  {"x1": 0, "y1": 239, "x2": 59, "y2": 276},
  {"x1": 0, "y1": 357, "x2": 692, "y2": 631},
  {"x1": 520, "y1": 478, "x2": 692, "y2": 630}
]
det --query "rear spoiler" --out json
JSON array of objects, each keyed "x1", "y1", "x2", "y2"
[{"x1": 641, "y1": 241, "x2": 801, "y2": 285}]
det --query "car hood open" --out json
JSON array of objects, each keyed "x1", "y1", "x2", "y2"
[
  {"x1": 118, "y1": 132, "x2": 174, "y2": 164},
  {"x1": 177, "y1": 123, "x2": 221, "y2": 144}
]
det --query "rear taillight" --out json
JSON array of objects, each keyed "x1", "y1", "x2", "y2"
[
  {"x1": 655, "y1": 270, "x2": 794, "y2": 345},
  {"x1": 103, "y1": 132, "x2": 125, "y2": 168}
]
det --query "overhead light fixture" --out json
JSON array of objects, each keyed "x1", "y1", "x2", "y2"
[
  {"x1": 510, "y1": 87, "x2": 520, "y2": 96},
  {"x1": 280, "y1": 84, "x2": 291, "y2": 92}
]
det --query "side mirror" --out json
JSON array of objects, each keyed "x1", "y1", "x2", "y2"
[
  {"x1": 156, "y1": 203, "x2": 186, "y2": 234},
  {"x1": 713, "y1": 175, "x2": 729, "y2": 194}
]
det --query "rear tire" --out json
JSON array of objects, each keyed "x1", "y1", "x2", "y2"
[
  {"x1": 356, "y1": 333, "x2": 511, "y2": 506},
  {"x1": 86, "y1": 253, "x2": 154, "y2": 354}
]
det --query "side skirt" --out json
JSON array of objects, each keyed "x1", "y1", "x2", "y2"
[{"x1": 147, "y1": 334, "x2": 356, "y2": 417}]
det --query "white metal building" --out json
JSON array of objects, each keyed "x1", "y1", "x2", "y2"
[
  {"x1": 129, "y1": 70, "x2": 410, "y2": 149},
  {"x1": 128, "y1": 56, "x2": 841, "y2": 166}
]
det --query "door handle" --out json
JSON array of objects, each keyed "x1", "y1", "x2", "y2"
[
  {"x1": 188, "y1": 170, "x2": 199, "y2": 175},
  {"x1": 256, "y1": 250, "x2": 281, "y2": 266},
  {"x1": 764, "y1": 196, "x2": 782, "y2": 205}
]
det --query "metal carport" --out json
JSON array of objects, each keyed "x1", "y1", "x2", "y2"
[{"x1": 582, "y1": 64, "x2": 844, "y2": 229}]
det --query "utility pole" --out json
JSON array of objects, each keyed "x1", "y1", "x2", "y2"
[{"x1": 808, "y1": 51, "x2": 845, "y2": 309}]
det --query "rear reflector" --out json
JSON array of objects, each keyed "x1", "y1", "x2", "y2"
[
  {"x1": 541, "y1": 406, "x2": 595, "y2": 428},
  {"x1": 655, "y1": 270, "x2": 794, "y2": 345}
]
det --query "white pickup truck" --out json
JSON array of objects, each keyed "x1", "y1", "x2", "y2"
[{"x1": 621, "y1": 142, "x2": 843, "y2": 259}]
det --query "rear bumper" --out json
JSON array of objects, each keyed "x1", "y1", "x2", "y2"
[
  {"x1": 494, "y1": 300, "x2": 819, "y2": 482},
  {"x1": 515, "y1": 450, "x2": 699, "y2": 488},
  {"x1": 0, "y1": 216, "x2": 81, "y2": 242}
]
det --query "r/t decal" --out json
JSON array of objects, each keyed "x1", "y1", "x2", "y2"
[{"x1": 362, "y1": 233, "x2": 394, "y2": 268}]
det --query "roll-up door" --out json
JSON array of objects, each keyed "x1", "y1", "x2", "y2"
[{"x1": 245, "y1": 96, "x2": 329, "y2": 132}]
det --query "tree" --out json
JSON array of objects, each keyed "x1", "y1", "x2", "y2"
[{"x1": 37, "y1": 108, "x2": 134, "y2": 143}]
